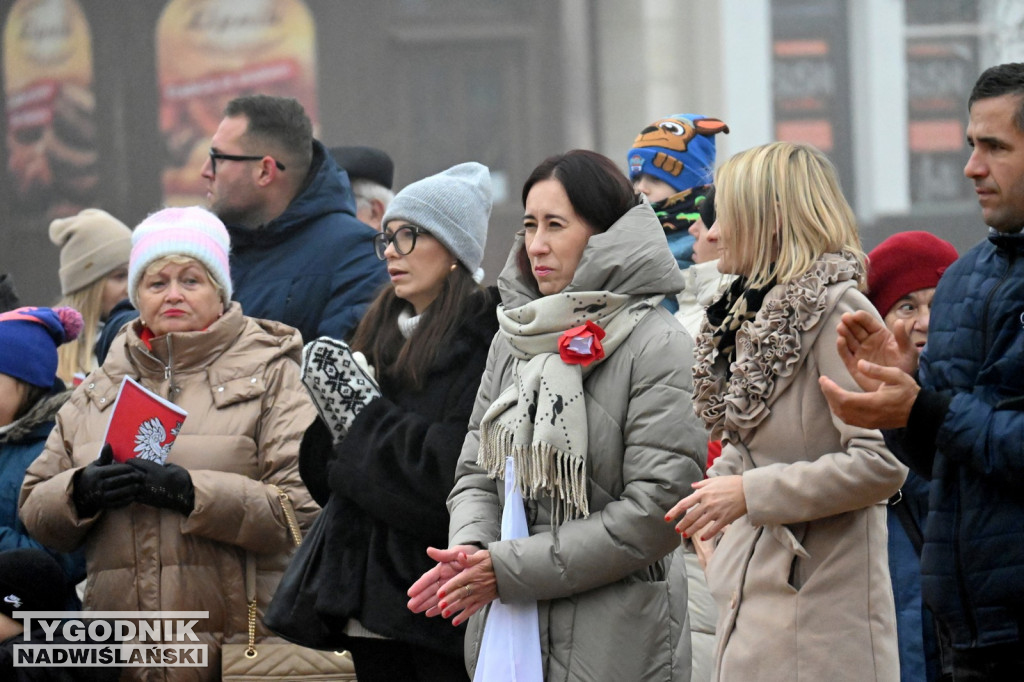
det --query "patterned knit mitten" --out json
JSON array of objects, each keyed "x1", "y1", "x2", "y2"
[{"x1": 301, "y1": 337, "x2": 381, "y2": 444}]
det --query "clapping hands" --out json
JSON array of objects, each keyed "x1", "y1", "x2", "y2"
[{"x1": 819, "y1": 310, "x2": 920, "y2": 429}]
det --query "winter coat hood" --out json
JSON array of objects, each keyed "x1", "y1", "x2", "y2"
[{"x1": 497, "y1": 200, "x2": 684, "y2": 308}]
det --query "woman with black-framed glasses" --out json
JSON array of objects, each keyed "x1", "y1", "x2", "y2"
[
  {"x1": 298, "y1": 162, "x2": 497, "y2": 681},
  {"x1": 372, "y1": 224, "x2": 428, "y2": 260}
]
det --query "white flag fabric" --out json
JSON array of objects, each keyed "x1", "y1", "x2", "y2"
[{"x1": 472, "y1": 457, "x2": 544, "y2": 681}]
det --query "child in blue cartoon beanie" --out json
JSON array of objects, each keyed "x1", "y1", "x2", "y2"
[{"x1": 628, "y1": 114, "x2": 729, "y2": 274}]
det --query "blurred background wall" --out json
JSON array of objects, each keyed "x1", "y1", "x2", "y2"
[{"x1": 1, "y1": 0, "x2": 1022, "y2": 307}]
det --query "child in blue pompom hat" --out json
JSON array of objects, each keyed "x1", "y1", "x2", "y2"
[
  {"x1": 0, "y1": 306, "x2": 86, "y2": 613},
  {"x1": 627, "y1": 113, "x2": 729, "y2": 273}
]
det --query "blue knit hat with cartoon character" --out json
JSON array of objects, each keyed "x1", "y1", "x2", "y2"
[{"x1": 628, "y1": 114, "x2": 730, "y2": 192}]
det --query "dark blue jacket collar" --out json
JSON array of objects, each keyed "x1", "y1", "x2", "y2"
[
  {"x1": 228, "y1": 140, "x2": 357, "y2": 249},
  {"x1": 987, "y1": 226, "x2": 1024, "y2": 253}
]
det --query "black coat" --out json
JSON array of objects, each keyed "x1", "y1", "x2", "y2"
[{"x1": 298, "y1": 287, "x2": 498, "y2": 657}]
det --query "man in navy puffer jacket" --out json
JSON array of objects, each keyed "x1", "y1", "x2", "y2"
[
  {"x1": 821, "y1": 62, "x2": 1024, "y2": 681},
  {"x1": 201, "y1": 95, "x2": 388, "y2": 342}
]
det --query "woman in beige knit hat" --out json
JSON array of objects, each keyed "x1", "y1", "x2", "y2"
[{"x1": 49, "y1": 208, "x2": 132, "y2": 385}]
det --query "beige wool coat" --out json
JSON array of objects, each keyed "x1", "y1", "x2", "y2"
[
  {"x1": 19, "y1": 305, "x2": 318, "y2": 682},
  {"x1": 449, "y1": 202, "x2": 707, "y2": 682},
  {"x1": 693, "y1": 254, "x2": 906, "y2": 682}
]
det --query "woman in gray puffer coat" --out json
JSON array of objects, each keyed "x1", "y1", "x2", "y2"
[{"x1": 409, "y1": 150, "x2": 706, "y2": 681}]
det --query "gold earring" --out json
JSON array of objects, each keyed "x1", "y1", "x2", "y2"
[{"x1": 450, "y1": 263, "x2": 457, "y2": 272}]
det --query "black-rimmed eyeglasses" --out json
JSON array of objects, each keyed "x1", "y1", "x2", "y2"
[
  {"x1": 373, "y1": 225, "x2": 429, "y2": 260},
  {"x1": 208, "y1": 150, "x2": 286, "y2": 174}
]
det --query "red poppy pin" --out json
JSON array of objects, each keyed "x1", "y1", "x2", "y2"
[{"x1": 558, "y1": 321, "x2": 606, "y2": 367}]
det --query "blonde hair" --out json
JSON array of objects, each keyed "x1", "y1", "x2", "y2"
[
  {"x1": 715, "y1": 141, "x2": 865, "y2": 289},
  {"x1": 55, "y1": 281, "x2": 105, "y2": 384},
  {"x1": 139, "y1": 255, "x2": 226, "y2": 302}
]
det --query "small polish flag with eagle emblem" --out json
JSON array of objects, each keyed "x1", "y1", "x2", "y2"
[{"x1": 101, "y1": 376, "x2": 188, "y2": 464}]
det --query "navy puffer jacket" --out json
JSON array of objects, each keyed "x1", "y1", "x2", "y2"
[
  {"x1": 887, "y1": 229, "x2": 1024, "y2": 648},
  {"x1": 228, "y1": 140, "x2": 389, "y2": 342}
]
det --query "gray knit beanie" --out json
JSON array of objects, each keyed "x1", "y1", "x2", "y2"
[{"x1": 381, "y1": 162, "x2": 491, "y2": 274}]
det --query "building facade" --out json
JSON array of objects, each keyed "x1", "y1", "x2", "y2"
[{"x1": 1, "y1": 0, "x2": 1020, "y2": 306}]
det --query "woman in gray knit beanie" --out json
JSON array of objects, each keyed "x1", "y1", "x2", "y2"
[
  {"x1": 376, "y1": 161, "x2": 491, "y2": 285},
  {"x1": 296, "y1": 161, "x2": 498, "y2": 680}
]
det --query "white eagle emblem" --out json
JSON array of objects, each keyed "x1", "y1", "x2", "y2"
[{"x1": 133, "y1": 417, "x2": 182, "y2": 463}]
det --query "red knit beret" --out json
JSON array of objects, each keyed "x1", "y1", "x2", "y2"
[{"x1": 867, "y1": 231, "x2": 958, "y2": 317}]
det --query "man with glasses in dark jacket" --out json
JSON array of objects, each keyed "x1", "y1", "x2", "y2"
[
  {"x1": 821, "y1": 62, "x2": 1024, "y2": 681},
  {"x1": 200, "y1": 94, "x2": 387, "y2": 342}
]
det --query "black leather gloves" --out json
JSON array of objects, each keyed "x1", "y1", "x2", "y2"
[
  {"x1": 72, "y1": 444, "x2": 143, "y2": 517},
  {"x1": 71, "y1": 445, "x2": 195, "y2": 516},
  {"x1": 127, "y1": 458, "x2": 195, "y2": 516}
]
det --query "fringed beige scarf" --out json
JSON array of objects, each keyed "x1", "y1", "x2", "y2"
[{"x1": 478, "y1": 290, "x2": 662, "y2": 523}]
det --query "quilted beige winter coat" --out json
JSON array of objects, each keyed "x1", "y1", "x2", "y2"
[
  {"x1": 693, "y1": 254, "x2": 906, "y2": 682},
  {"x1": 19, "y1": 304, "x2": 318, "y2": 681}
]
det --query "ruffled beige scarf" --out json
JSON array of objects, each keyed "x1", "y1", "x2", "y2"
[{"x1": 692, "y1": 252, "x2": 863, "y2": 439}]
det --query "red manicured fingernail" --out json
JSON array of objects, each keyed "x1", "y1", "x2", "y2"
[
  {"x1": 664, "y1": 515, "x2": 671, "y2": 522},
  {"x1": 442, "y1": 610, "x2": 450, "y2": 618},
  {"x1": 439, "y1": 601, "x2": 448, "y2": 610},
  {"x1": 438, "y1": 590, "x2": 446, "y2": 599},
  {"x1": 681, "y1": 532, "x2": 688, "y2": 539}
]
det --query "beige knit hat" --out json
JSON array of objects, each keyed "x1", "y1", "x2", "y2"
[{"x1": 49, "y1": 209, "x2": 132, "y2": 295}]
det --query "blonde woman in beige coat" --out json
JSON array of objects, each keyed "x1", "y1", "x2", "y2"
[
  {"x1": 20, "y1": 207, "x2": 318, "y2": 681},
  {"x1": 666, "y1": 142, "x2": 906, "y2": 682}
]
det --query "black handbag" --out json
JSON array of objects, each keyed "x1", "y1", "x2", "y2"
[{"x1": 264, "y1": 496, "x2": 350, "y2": 651}]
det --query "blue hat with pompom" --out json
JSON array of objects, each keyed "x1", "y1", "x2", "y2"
[{"x1": 0, "y1": 306, "x2": 83, "y2": 388}]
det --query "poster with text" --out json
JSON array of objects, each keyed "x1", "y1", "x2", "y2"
[
  {"x1": 3, "y1": 0, "x2": 97, "y2": 219},
  {"x1": 155, "y1": 0, "x2": 318, "y2": 206}
]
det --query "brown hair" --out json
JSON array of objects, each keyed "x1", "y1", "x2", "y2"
[
  {"x1": 516, "y1": 149, "x2": 639, "y2": 281},
  {"x1": 224, "y1": 95, "x2": 313, "y2": 177},
  {"x1": 349, "y1": 267, "x2": 490, "y2": 391}
]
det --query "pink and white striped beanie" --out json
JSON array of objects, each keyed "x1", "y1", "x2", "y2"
[{"x1": 128, "y1": 206, "x2": 232, "y2": 308}]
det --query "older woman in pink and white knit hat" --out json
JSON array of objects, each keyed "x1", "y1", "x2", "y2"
[{"x1": 20, "y1": 206, "x2": 320, "y2": 681}]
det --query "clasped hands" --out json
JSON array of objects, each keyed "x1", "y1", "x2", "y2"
[
  {"x1": 72, "y1": 444, "x2": 195, "y2": 517},
  {"x1": 818, "y1": 310, "x2": 920, "y2": 429},
  {"x1": 407, "y1": 545, "x2": 497, "y2": 627}
]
